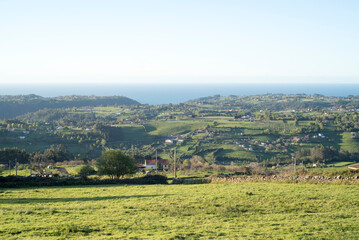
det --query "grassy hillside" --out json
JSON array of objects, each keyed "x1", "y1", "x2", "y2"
[
  {"x1": 0, "y1": 183, "x2": 358, "y2": 239},
  {"x1": 144, "y1": 120, "x2": 209, "y2": 136},
  {"x1": 0, "y1": 95, "x2": 140, "y2": 119},
  {"x1": 340, "y1": 132, "x2": 359, "y2": 153}
]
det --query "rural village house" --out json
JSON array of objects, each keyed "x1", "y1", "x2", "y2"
[
  {"x1": 348, "y1": 164, "x2": 359, "y2": 170},
  {"x1": 145, "y1": 159, "x2": 169, "y2": 171}
]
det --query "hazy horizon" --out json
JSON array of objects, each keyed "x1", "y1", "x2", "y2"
[{"x1": 2, "y1": 83, "x2": 359, "y2": 105}]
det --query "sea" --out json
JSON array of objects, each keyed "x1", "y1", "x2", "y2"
[{"x1": 1, "y1": 83, "x2": 359, "y2": 105}]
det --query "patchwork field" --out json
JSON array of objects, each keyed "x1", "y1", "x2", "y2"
[{"x1": 1, "y1": 182, "x2": 359, "y2": 239}]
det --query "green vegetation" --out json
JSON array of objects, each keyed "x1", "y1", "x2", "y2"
[
  {"x1": 97, "y1": 149, "x2": 137, "y2": 179},
  {"x1": 1, "y1": 93, "x2": 359, "y2": 238},
  {"x1": 1, "y1": 93, "x2": 359, "y2": 175},
  {"x1": 0, "y1": 94, "x2": 139, "y2": 119},
  {"x1": 0, "y1": 183, "x2": 358, "y2": 239},
  {"x1": 78, "y1": 165, "x2": 96, "y2": 179},
  {"x1": 340, "y1": 132, "x2": 359, "y2": 153},
  {"x1": 145, "y1": 120, "x2": 209, "y2": 136}
]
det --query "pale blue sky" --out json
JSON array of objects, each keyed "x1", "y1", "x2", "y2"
[{"x1": 0, "y1": 0, "x2": 358, "y2": 84}]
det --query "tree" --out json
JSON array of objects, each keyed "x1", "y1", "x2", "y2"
[
  {"x1": 0, "y1": 148, "x2": 30, "y2": 166},
  {"x1": 189, "y1": 155, "x2": 207, "y2": 170},
  {"x1": 97, "y1": 149, "x2": 137, "y2": 179},
  {"x1": 182, "y1": 159, "x2": 190, "y2": 169},
  {"x1": 100, "y1": 139, "x2": 107, "y2": 149},
  {"x1": 29, "y1": 152, "x2": 53, "y2": 174},
  {"x1": 43, "y1": 144, "x2": 72, "y2": 162},
  {"x1": 78, "y1": 165, "x2": 96, "y2": 179}
]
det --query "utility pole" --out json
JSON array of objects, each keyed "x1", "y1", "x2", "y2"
[
  {"x1": 155, "y1": 150, "x2": 158, "y2": 174},
  {"x1": 173, "y1": 148, "x2": 177, "y2": 178},
  {"x1": 294, "y1": 157, "x2": 297, "y2": 173},
  {"x1": 9, "y1": 159, "x2": 11, "y2": 176},
  {"x1": 15, "y1": 158, "x2": 18, "y2": 176}
]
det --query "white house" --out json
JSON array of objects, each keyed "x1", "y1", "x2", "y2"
[
  {"x1": 165, "y1": 139, "x2": 173, "y2": 144},
  {"x1": 145, "y1": 159, "x2": 169, "y2": 171}
]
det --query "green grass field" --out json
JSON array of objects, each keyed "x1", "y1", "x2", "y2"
[
  {"x1": 215, "y1": 145, "x2": 257, "y2": 161},
  {"x1": 1, "y1": 183, "x2": 358, "y2": 239},
  {"x1": 117, "y1": 125, "x2": 156, "y2": 144},
  {"x1": 145, "y1": 120, "x2": 209, "y2": 136},
  {"x1": 340, "y1": 132, "x2": 359, "y2": 153}
]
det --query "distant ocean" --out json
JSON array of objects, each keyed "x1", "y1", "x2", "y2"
[{"x1": 1, "y1": 83, "x2": 359, "y2": 105}]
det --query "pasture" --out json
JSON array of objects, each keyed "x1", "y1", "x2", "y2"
[
  {"x1": 0, "y1": 182, "x2": 358, "y2": 239},
  {"x1": 340, "y1": 132, "x2": 359, "y2": 153},
  {"x1": 144, "y1": 120, "x2": 209, "y2": 136}
]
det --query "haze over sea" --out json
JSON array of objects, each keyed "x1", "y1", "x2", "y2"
[{"x1": 1, "y1": 83, "x2": 359, "y2": 105}]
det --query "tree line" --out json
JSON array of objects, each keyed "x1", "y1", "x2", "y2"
[
  {"x1": 0, "y1": 145, "x2": 73, "y2": 173},
  {"x1": 295, "y1": 146, "x2": 358, "y2": 164},
  {"x1": 0, "y1": 94, "x2": 139, "y2": 119}
]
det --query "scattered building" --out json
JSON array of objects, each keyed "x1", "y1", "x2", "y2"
[
  {"x1": 348, "y1": 164, "x2": 359, "y2": 170},
  {"x1": 165, "y1": 139, "x2": 173, "y2": 144},
  {"x1": 145, "y1": 159, "x2": 169, "y2": 171}
]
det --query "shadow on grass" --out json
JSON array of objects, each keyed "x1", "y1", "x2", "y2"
[{"x1": 0, "y1": 194, "x2": 172, "y2": 204}]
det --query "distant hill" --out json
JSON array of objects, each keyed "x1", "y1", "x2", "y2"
[
  {"x1": 185, "y1": 94, "x2": 359, "y2": 111},
  {"x1": 0, "y1": 94, "x2": 140, "y2": 119}
]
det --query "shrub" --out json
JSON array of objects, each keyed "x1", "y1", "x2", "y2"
[{"x1": 78, "y1": 165, "x2": 96, "y2": 179}]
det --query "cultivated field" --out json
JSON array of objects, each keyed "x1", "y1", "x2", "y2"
[{"x1": 1, "y1": 182, "x2": 359, "y2": 239}]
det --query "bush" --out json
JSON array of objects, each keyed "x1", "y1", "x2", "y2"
[
  {"x1": 0, "y1": 174, "x2": 168, "y2": 188},
  {"x1": 78, "y1": 165, "x2": 96, "y2": 179},
  {"x1": 212, "y1": 165, "x2": 226, "y2": 171}
]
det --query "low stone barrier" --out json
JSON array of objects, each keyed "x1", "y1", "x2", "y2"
[{"x1": 209, "y1": 175, "x2": 359, "y2": 184}]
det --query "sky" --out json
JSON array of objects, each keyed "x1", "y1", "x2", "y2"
[{"x1": 0, "y1": 0, "x2": 358, "y2": 85}]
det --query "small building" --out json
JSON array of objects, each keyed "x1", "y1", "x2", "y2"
[
  {"x1": 145, "y1": 159, "x2": 169, "y2": 171},
  {"x1": 136, "y1": 164, "x2": 145, "y2": 170},
  {"x1": 348, "y1": 164, "x2": 359, "y2": 170},
  {"x1": 165, "y1": 139, "x2": 173, "y2": 144}
]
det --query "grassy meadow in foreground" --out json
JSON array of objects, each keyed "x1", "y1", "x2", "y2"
[{"x1": 0, "y1": 183, "x2": 359, "y2": 239}]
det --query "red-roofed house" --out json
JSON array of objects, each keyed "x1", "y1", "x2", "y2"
[{"x1": 145, "y1": 159, "x2": 169, "y2": 171}]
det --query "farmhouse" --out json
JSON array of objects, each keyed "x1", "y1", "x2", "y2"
[
  {"x1": 165, "y1": 139, "x2": 173, "y2": 144},
  {"x1": 145, "y1": 159, "x2": 169, "y2": 171},
  {"x1": 348, "y1": 164, "x2": 359, "y2": 170}
]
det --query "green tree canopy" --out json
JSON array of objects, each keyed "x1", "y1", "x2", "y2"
[
  {"x1": 97, "y1": 149, "x2": 137, "y2": 179},
  {"x1": 78, "y1": 165, "x2": 96, "y2": 179},
  {"x1": 0, "y1": 148, "x2": 30, "y2": 166}
]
